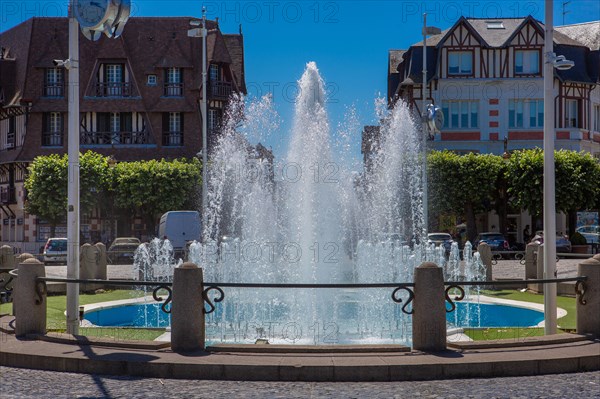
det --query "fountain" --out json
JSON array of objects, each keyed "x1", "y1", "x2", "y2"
[{"x1": 133, "y1": 62, "x2": 485, "y2": 344}]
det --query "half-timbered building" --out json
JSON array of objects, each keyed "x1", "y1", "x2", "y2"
[
  {"x1": 381, "y1": 16, "x2": 600, "y2": 242},
  {"x1": 0, "y1": 17, "x2": 247, "y2": 249}
]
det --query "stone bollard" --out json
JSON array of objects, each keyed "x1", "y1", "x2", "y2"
[
  {"x1": 477, "y1": 242, "x2": 493, "y2": 282},
  {"x1": 14, "y1": 258, "x2": 46, "y2": 337},
  {"x1": 530, "y1": 244, "x2": 545, "y2": 293},
  {"x1": 412, "y1": 262, "x2": 446, "y2": 352},
  {"x1": 80, "y1": 244, "x2": 99, "y2": 292},
  {"x1": 525, "y1": 242, "x2": 539, "y2": 280},
  {"x1": 171, "y1": 262, "x2": 205, "y2": 352},
  {"x1": 95, "y1": 243, "x2": 108, "y2": 280},
  {"x1": 0, "y1": 245, "x2": 16, "y2": 270},
  {"x1": 577, "y1": 254, "x2": 600, "y2": 337},
  {"x1": 15, "y1": 253, "x2": 34, "y2": 264}
]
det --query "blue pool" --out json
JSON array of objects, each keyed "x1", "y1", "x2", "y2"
[{"x1": 85, "y1": 301, "x2": 544, "y2": 329}]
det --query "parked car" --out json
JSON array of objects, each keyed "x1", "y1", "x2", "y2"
[
  {"x1": 158, "y1": 211, "x2": 202, "y2": 258},
  {"x1": 474, "y1": 232, "x2": 510, "y2": 252},
  {"x1": 530, "y1": 232, "x2": 572, "y2": 253},
  {"x1": 43, "y1": 238, "x2": 67, "y2": 265},
  {"x1": 427, "y1": 233, "x2": 454, "y2": 254},
  {"x1": 556, "y1": 235, "x2": 573, "y2": 253},
  {"x1": 108, "y1": 237, "x2": 141, "y2": 264},
  {"x1": 576, "y1": 225, "x2": 599, "y2": 244}
]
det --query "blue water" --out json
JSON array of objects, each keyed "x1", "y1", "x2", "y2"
[
  {"x1": 85, "y1": 301, "x2": 544, "y2": 329},
  {"x1": 85, "y1": 303, "x2": 171, "y2": 328},
  {"x1": 447, "y1": 302, "x2": 544, "y2": 328}
]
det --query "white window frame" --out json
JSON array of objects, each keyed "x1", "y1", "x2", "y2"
[
  {"x1": 45, "y1": 68, "x2": 63, "y2": 96},
  {"x1": 515, "y1": 50, "x2": 540, "y2": 74},
  {"x1": 169, "y1": 112, "x2": 181, "y2": 132},
  {"x1": 106, "y1": 64, "x2": 122, "y2": 83},
  {"x1": 442, "y1": 100, "x2": 478, "y2": 129},
  {"x1": 147, "y1": 74, "x2": 157, "y2": 86},
  {"x1": 49, "y1": 112, "x2": 62, "y2": 132},
  {"x1": 209, "y1": 64, "x2": 219, "y2": 81},
  {"x1": 593, "y1": 104, "x2": 600, "y2": 132},
  {"x1": 566, "y1": 99, "x2": 579, "y2": 128},
  {"x1": 167, "y1": 67, "x2": 181, "y2": 84},
  {"x1": 448, "y1": 51, "x2": 473, "y2": 75},
  {"x1": 509, "y1": 99, "x2": 543, "y2": 129}
]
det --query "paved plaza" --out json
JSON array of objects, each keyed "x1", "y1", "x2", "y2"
[
  {"x1": 1, "y1": 367, "x2": 598, "y2": 398},
  {"x1": 40, "y1": 257, "x2": 585, "y2": 281}
]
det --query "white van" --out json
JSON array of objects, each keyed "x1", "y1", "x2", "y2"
[{"x1": 158, "y1": 211, "x2": 202, "y2": 250}]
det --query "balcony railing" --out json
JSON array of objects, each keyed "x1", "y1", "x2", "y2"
[
  {"x1": 163, "y1": 131, "x2": 183, "y2": 146},
  {"x1": 0, "y1": 187, "x2": 16, "y2": 205},
  {"x1": 209, "y1": 80, "x2": 232, "y2": 99},
  {"x1": 164, "y1": 83, "x2": 184, "y2": 97},
  {"x1": 43, "y1": 84, "x2": 64, "y2": 97},
  {"x1": 93, "y1": 82, "x2": 132, "y2": 97},
  {"x1": 81, "y1": 130, "x2": 151, "y2": 145},
  {"x1": 42, "y1": 131, "x2": 63, "y2": 147}
]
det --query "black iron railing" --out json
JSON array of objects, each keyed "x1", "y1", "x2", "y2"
[
  {"x1": 0, "y1": 186, "x2": 16, "y2": 205},
  {"x1": 43, "y1": 84, "x2": 64, "y2": 97},
  {"x1": 30, "y1": 275, "x2": 587, "y2": 318},
  {"x1": 42, "y1": 131, "x2": 63, "y2": 146},
  {"x1": 443, "y1": 276, "x2": 588, "y2": 312},
  {"x1": 164, "y1": 83, "x2": 184, "y2": 97},
  {"x1": 162, "y1": 131, "x2": 183, "y2": 146},
  {"x1": 81, "y1": 130, "x2": 151, "y2": 145},
  {"x1": 209, "y1": 80, "x2": 232, "y2": 99},
  {"x1": 94, "y1": 82, "x2": 133, "y2": 97}
]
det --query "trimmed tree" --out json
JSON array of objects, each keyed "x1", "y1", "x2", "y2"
[
  {"x1": 24, "y1": 151, "x2": 111, "y2": 237},
  {"x1": 111, "y1": 158, "x2": 201, "y2": 235},
  {"x1": 429, "y1": 151, "x2": 504, "y2": 242},
  {"x1": 507, "y1": 149, "x2": 600, "y2": 235}
]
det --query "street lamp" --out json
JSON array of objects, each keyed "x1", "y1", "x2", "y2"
[
  {"x1": 421, "y1": 13, "x2": 441, "y2": 240},
  {"x1": 61, "y1": 0, "x2": 129, "y2": 335},
  {"x1": 189, "y1": 8, "x2": 215, "y2": 241},
  {"x1": 543, "y1": 0, "x2": 574, "y2": 335}
]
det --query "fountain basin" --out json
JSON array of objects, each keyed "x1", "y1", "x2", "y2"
[{"x1": 84, "y1": 297, "x2": 550, "y2": 341}]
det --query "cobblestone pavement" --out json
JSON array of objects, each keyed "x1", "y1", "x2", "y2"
[{"x1": 1, "y1": 367, "x2": 598, "y2": 398}]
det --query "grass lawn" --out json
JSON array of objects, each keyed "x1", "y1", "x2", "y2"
[
  {"x1": 1, "y1": 289, "x2": 165, "y2": 341},
  {"x1": 463, "y1": 290, "x2": 577, "y2": 341}
]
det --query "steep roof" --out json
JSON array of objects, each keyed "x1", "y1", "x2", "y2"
[
  {"x1": 556, "y1": 21, "x2": 600, "y2": 51},
  {"x1": 223, "y1": 34, "x2": 246, "y2": 93},
  {"x1": 408, "y1": 16, "x2": 594, "y2": 49}
]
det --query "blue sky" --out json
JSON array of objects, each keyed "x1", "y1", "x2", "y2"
[{"x1": 2, "y1": 0, "x2": 599, "y2": 165}]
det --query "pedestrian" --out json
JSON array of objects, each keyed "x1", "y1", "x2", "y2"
[{"x1": 523, "y1": 225, "x2": 530, "y2": 243}]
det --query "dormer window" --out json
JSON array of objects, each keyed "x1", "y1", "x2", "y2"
[
  {"x1": 448, "y1": 51, "x2": 472, "y2": 76},
  {"x1": 515, "y1": 50, "x2": 540, "y2": 75},
  {"x1": 164, "y1": 67, "x2": 183, "y2": 96},
  {"x1": 44, "y1": 67, "x2": 63, "y2": 97},
  {"x1": 209, "y1": 64, "x2": 220, "y2": 81},
  {"x1": 486, "y1": 20, "x2": 504, "y2": 29}
]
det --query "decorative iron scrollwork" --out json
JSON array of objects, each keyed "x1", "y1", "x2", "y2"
[
  {"x1": 152, "y1": 284, "x2": 173, "y2": 314},
  {"x1": 575, "y1": 280, "x2": 587, "y2": 306},
  {"x1": 391, "y1": 286, "x2": 414, "y2": 315},
  {"x1": 445, "y1": 284, "x2": 465, "y2": 313},
  {"x1": 202, "y1": 285, "x2": 225, "y2": 314},
  {"x1": 35, "y1": 280, "x2": 47, "y2": 305}
]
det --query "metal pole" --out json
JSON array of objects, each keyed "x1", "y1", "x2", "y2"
[
  {"x1": 66, "y1": 0, "x2": 80, "y2": 335},
  {"x1": 422, "y1": 13, "x2": 428, "y2": 240},
  {"x1": 201, "y1": 8, "x2": 208, "y2": 240},
  {"x1": 543, "y1": 0, "x2": 557, "y2": 335}
]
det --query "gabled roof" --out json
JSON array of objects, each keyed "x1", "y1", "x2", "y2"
[
  {"x1": 399, "y1": 46, "x2": 437, "y2": 85},
  {"x1": 556, "y1": 21, "x2": 600, "y2": 51},
  {"x1": 223, "y1": 34, "x2": 246, "y2": 93}
]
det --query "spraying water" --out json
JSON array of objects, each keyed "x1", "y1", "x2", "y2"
[{"x1": 135, "y1": 62, "x2": 484, "y2": 344}]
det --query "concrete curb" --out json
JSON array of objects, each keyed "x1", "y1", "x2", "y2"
[{"x1": 1, "y1": 320, "x2": 598, "y2": 381}]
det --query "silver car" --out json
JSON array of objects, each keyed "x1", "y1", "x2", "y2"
[
  {"x1": 576, "y1": 225, "x2": 599, "y2": 244},
  {"x1": 43, "y1": 238, "x2": 67, "y2": 265}
]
